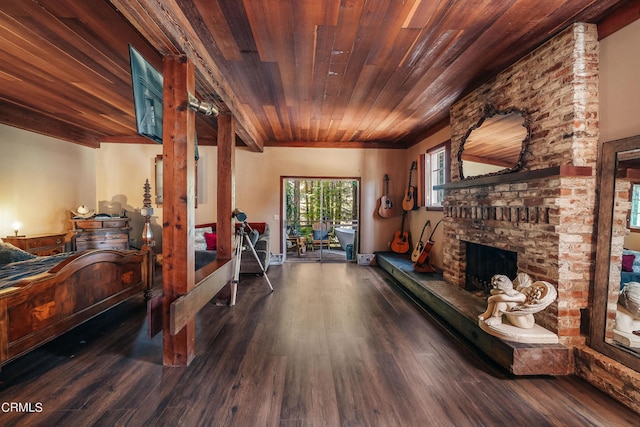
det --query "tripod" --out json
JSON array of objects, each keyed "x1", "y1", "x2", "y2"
[{"x1": 230, "y1": 221, "x2": 273, "y2": 306}]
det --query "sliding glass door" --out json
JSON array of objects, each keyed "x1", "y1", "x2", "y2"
[{"x1": 283, "y1": 177, "x2": 359, "y2": 263}]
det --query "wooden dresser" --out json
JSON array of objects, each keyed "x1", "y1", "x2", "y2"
[
  {"x1": 69, "y1": 217, "x2": 130, "y2": 251},
  {"x1": 3, "y1": 233, "x2": 67, "y2": 256}
]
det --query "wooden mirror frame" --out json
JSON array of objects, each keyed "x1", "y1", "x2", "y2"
[
  {"x1": 458, "y1": 105, "x2": 530, "y2": 180},
  {"x1": 155, "y1": 154, "x2": 199, "y2": 208},
  {"x1": 155, "y1": 154, "x2": 163, "y2": 205},
  {"x1": 592, "y1": 135, "x2": 640, "y2": 372}
]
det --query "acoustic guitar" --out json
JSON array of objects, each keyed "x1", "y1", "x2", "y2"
[
  {"x1": 378, "y1": 174, "x2": 393, "y2": 218},
  {"x1": 414, "y1": 220, "x2": 442, "y2": 272},
  {"x1": 391, "y1": 211, "x2": 410, "y2": 254},
  {"x1": 411, "y1": 219, "x2": 431, "y2": 262},
  {"x1": 402, "y1": 160, "x2": 418, "y2": 211}
]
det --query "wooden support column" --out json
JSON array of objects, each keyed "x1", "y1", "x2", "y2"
[
  {"x1": 216, "y1": 113, "x2": 235, "y2": 260},
  {"x1": 162, "y1": 55, "x2": 196, "y2": 366}
]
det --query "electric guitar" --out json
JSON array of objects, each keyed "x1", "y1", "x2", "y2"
[
  {"x1": 402, "y1": 160, "x2": 418, "y2": 211},
  {"x1": 391, "y1": 211, "x2": 410, "y2": 254},
  {"x1": 411, "y1": 219, "x2": 431, "y2": 262},
  {"x1": 414, "y1": 220, "x2": 442, "y2": 272},
  {"x1": 378, "y1": 174, "x2": 393, "y2": 218}
]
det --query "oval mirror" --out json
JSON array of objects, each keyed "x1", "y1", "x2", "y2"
[{"x1": 458, "y1": 106, "x2": 530, "y2": 179}]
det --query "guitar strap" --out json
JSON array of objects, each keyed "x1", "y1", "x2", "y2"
[
  {"x1": 426, "y1": 219, "x2": 442, "y2": 242},
  {"x1": 414, "y1": 220, "x2": 442, "y2": 272},
  {"x1": 417, "y1": 220, "x2": 431, "y2": 245}
]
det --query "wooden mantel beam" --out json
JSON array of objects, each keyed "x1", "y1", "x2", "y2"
[{"x1": 109, "y1": 0, "x2": 264, "y2": 152}]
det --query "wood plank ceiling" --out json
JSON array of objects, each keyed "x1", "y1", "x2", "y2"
[{"x1": 0, "y1": 0, "x2": 632, "y2": 151}]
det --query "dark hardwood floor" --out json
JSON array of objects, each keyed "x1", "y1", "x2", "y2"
[{"x1": 0, "y1": 263, "x2": 637, "y2": 426}]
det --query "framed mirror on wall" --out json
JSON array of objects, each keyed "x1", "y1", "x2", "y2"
[
  {"x1": 458, "y1": 105, "x2": 530, "y2": 180},
  {"x1": 154, "y1": 154, "x2": 200, "y2": 208},
  {"x1": 155, "y1": 154, "x2": 163, "y2": 205},
  {"x1": 593, "y1": 135, "x2": 640, "y2": 372}
]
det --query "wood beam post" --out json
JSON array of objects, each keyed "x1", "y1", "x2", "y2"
[
  {"x1": 216, "y1": 113, "x2": 235, "y2": 260},
  {"x1": 162, "y1": 55, "x2": 196, "y2": 366}
]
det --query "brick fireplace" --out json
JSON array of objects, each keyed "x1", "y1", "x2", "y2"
[
  {"x1": 465, "y1": 242, "x2": 517, "y2": 292},
  {"x1": 441, "y1": 23, "x2": 598, "y2": 346}
]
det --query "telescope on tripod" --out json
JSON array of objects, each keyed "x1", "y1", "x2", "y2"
[{"x1": 230, "y1": 209, "x2": 273, "y2": 305}]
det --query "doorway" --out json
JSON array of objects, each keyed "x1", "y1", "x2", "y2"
[{"x1": 282, "y1": 177, "x2": 359, "y2": 263}]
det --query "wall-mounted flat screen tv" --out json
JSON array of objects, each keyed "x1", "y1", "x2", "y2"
[{"x1": 129, "y1": 45, "x2": 163, "y2": 143}]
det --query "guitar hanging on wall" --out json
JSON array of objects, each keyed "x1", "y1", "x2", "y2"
[
  {"x1": 391, "y1": 211, "x2": 411, "y2": 254},
  {"x1": 378, "y1": 174, "x2": 393, "y2": 218},
  {"x1": 402, "y1": 160, "x2": 418, "y2": 211}
]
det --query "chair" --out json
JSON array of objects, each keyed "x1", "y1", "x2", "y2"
[{"x1": 310, "y1": 222, "x2": 330, "y2": 250}]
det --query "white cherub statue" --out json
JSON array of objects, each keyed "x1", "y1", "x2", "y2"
[
  {"x1": 616, "y1": 281, "x2": 640, "y2": 335},
  {"x1": 478, "y1": 272, "x2": 557, "y2": 329}
]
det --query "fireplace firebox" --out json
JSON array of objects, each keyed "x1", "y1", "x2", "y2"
[{"x1": 465, "y1": 242, "x2": 517, "y2": 293}]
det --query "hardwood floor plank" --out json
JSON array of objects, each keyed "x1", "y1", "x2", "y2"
[{"x1": 0, "y1": 263, "x2": 637, "y2": 426}]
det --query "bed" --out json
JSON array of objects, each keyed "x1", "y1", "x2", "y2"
[{"x1": 0, "y1": 244, "x2": 151, "y2": 370}]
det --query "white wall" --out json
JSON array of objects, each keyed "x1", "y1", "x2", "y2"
[
  {"x1": 234, "y1": 146, "x2": 406, "y2": 254},
  {"x1": 0, "y1": 100, "x2": 446, "y2": 264},
  {"x1": 95, "y1": 143, "x2": 162, "y2": 249},
  {"x1": 94, "y1": 143, "x2": 408, "y2": 255},
  {"x1": 600, "y1": 19, "x2": 640, "y2": 143},
  {"x1": 405, "y1": 127, "x2": 452, "y2": 269},
  {"x1": 94, "y1": 143, "x2": 222, "y2": 250},
  {"x1": 0, "y1": 124, "x2": 95, "y2": 238}
]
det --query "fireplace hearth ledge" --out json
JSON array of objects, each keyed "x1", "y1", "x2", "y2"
[
  {"x1": 375, "y1": 251, "x2": 572, "y2": 375},
  {"x1": 479, "y1": 320, "x2": 559, "y2": 344}
]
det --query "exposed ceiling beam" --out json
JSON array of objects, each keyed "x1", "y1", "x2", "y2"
[
  {"x1": 263, "y1": 140, "x2": 406, "y2": 149},
  {"x1": 0, "y1": 101, "x2": 102, "y2": 148},
  {"x1": 109, "y1": 0, "x2": 264, "y2": 152}
]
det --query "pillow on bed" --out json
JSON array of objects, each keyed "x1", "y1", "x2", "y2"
[
  {"x1": 0, "y1": 242, "x2": 37, "y2": 266},
  {"x1": 205, "y1": 232, "x2": 217, "y2": 250},
  {"x1": 194, "y1": 227, "x2": 212, "y2": 251},
  {"x1": 623, "y1": 249, "x2": 640, "y2": 273},
  {"x1": 622, "y1": 254, "x2": 635, "y2": 272}
]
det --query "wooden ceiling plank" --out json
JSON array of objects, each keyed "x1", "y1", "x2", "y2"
[
  {"x1": 0, "y1": 0, "x2": 631, "y2": 148},
  {"x1": 112, "y1": 0, "x2": 264, "y2": 151},
  {"x1": 311, "y1": 25, "x2": 335, "y2": 121},
  {"x1": 317, "y1": 0, "x2": 369, "y2": 136},
  {"x1": 598, "y1": 0, "x2": 640, "y2": 39},
  {"x1": 0, "y1": 51, "x2": 133, "y2": 134},
  {"x1": 264, "y1": 105, "x2": 284, "y2": 141},
  {"x1": 108, "y1": 0, "x2": 179, "y2": 55},
  {"x1": 37, "y1": 0, "x2": 159, "y2": 71},
  {"x1": 0, "y1": 13, "x2": 135, "y2": 121},
  {"x1": 291, "y1": 2, "x2": 323, "y2": 140},
  {"x1": 365, "y1": 0, "x2": 422, "y2": 66},
  {"x1": 190, "y1": 0, "x2": 242, "y2": 61},
  {"x1": 0, "y1": 101, "x2": 101, "y2": 147},
  {"x1": 244, "y1": 2, "x2": 292, "y2": 116}
]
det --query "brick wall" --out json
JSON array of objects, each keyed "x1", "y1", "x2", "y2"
[{"x1": 443, "y1": 23, "x2": 599, "y2": 345}]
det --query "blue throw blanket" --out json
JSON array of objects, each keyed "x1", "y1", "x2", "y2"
[{"x1": 0, "y1": 253, "x2": 75, "y2": 290}]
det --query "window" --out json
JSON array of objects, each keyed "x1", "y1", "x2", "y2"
[
  {"x1": 630, "y1": 183, "x2": 640, "y2": 229},
  {"x1": 425, "y1": 141, "x2": 450, "y2": 208}
]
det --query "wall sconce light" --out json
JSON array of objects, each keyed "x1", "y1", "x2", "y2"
[{"x1": 188, "y1": 93, "x2": 219, "y2": 116}]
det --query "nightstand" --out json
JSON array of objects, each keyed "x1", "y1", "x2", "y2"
[{"x1": 3, "y1": 233, "x2": 68, "y2": 256}]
